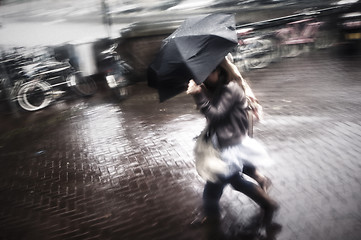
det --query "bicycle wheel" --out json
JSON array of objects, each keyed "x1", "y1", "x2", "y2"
[
  {"x1": 245, "y1": 54, "x2": 273, "y2": 69},
  {"x1": 17, "y1": 80, "x2": 53, "y2": 111},
  {"x1": 244, "y1": 40, "x2": 273, "y2": 69},
  {"x1": 315, "y1": 30, "x2": 336, "y2": 49},
  {"x1": 68, "y1": 72, "x2": 97, "y2": 97},
  {"x1": 280, "y1": 44, "x2": 302, "y2": 58}
]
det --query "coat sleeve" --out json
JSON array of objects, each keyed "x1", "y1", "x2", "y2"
[{"x1": 193, "y1": 83, "x2": 243, "y2": 124}]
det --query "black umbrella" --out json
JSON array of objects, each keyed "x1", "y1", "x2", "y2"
[{"x1": 149, "y1": 13, "x2": 238, "y2": 102}]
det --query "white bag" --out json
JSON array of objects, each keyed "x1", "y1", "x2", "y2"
[{"x1": 193, "y1": 130, "x2": 228, "y2": 183}]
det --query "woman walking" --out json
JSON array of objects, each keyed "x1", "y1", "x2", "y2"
[{"x1": 187, "y1": 56, "x2": 279, "y2": 236}]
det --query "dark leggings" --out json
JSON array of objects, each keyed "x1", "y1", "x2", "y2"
[
  {"x1": 242, "y1": 160, "x2": 257, "y2": 177},
  {"x1": 203, "y1": 165, "x2": 270, "y2": 218}
]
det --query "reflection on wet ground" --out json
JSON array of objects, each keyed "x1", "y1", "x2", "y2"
[{"x1": 0, "y1": 48, "x2": 361, "y2": 240}]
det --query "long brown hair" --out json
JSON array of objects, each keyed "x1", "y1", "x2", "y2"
[{"x1": 220, "y1": 57, "x2": 264, "y2": 121}]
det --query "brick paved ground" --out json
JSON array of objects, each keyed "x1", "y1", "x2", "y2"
[{"x1": 0, "y1": 48, "x2": 361, "y2": 240}]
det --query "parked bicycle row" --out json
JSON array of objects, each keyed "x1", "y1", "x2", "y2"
[
  {"x1": 0, "y1": 38, "x2": 134, "y2": 113},
  {"x1": 231, "y1": 8, "x2": 361, "y2": 71}
]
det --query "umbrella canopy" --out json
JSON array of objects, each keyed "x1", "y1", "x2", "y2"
[{"x1": 149, "y1": 13, "x2": 238, "y2": 102}]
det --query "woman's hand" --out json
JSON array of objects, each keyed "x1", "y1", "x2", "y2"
[{"x1": 186, "y1": 79, "x2": 202, "y2": 95}]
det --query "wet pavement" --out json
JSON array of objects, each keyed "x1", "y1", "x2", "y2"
[{"x1": 1, "y1": 47, "x2": 361, "y2": 240}]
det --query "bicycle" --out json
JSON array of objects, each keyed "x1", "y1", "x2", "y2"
[
  {"x1": 232, "y1": 27, "x2": 277, "y2": 71},
  {"x1": 272, "y1": 16, "x2": 335, "y2": 58},
  {"x1": 1, "y1": 47, "x2": 97, "y2": 112}
]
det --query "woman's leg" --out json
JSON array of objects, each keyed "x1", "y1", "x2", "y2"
[
  {"x1": 229, "y1": 173, "x2": 279, "y2": 227},
  {"x1": 243, "y1": 160, "x2": 272, "y2": 192},
  {"x1": 203, "y1": 181, "x2": 225, "y2": 221}
]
